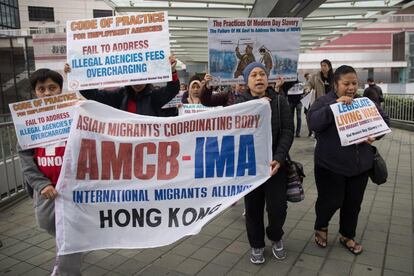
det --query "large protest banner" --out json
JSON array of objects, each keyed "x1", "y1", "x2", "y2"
[
  {"x1": 9, "y1": 93, "x2": 80, "y2": 149},
  {"x1": 208, "y1": 18, "x2": 302, "y2": 85},
  {"x1": 66, "y1": 12, "x2": 171, "y2": 91},
  {"x1": 330, "y1": 97, "x2": 391, "y2": 146},
  {"x1": 55, "y1": 100, "x2": 272, "y2": 254}
]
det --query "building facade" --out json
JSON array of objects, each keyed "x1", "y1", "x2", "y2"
[{"x1": 18, "y1": 0, "x2": 113, "y2": 34}]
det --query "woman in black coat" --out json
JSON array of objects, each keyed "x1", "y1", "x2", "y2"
[
  {"x1": 307, "y1": 65, "x2": 390, "y2": 255},
  {"x1": 235, "y1": 62, "x2": 294, "y2": 264}
]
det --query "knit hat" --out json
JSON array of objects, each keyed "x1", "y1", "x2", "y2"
[{"x1": 243, "y1": 62, "x2": 268, "y2": 83}]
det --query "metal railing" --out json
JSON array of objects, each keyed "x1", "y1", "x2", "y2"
[
  {"x1": 0, "y1": 121, "x2": 23, "y2": 203},
  {"x1": 382, "y1": 94, "x2": 414, "y2": 124}
]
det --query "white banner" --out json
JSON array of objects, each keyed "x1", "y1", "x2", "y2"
[
  {"x1": 9, "y1": 93, "x2": 80, "y2": 149},
  {"x1": 66, "y1": 12, "x2": 171, "y2": 91},
  {"x1": 208, "y1": 18, "x2": 302, "y2": 85},
  {"x1": 300, "y1": 90, "x2": 315, "y2": 109},
  {"x1": 330, "y1": 97, "x2": 391, "y2": 146},
  {"x1": 55, "y1": 99, "x2": 272, "y2": 255}
]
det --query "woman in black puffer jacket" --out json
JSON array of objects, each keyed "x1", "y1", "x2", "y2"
[
  {"x1": 307, "y1": 65, "x2": 390, "y2": 255},
  {"x1": 235, "y1": 62, "x2": 294, "y2": 264}
]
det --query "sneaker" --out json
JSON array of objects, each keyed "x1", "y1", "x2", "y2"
[
  {"x1": 272, "y1": 240, "x2": 286, "y2": 260},
  {"x1": 250, "y1": 247, "x2": 265, "y2": 264}
]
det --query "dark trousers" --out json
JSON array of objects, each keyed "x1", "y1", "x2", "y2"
[
  {"x1": 244, "y1": 167, "x2": 287, "y2": 248},
  {"x1": 304, "y1": 107, "x2": 312, "y2": 136},
  {"x1": 290, "y1": 102, "x2": 302, "y2": 136},
  {"x1": 314, "y1": 166, "x2": 369, "y2": 239}
]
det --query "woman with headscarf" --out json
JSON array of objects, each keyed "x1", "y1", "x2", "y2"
[
  {"x1": 236, "y1": 62, "x2": 294, "y2": 264},
  {"x1": 182, "y1": 75, "x2": 202, "y2": 104}
]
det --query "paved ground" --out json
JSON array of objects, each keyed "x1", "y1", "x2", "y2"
[{"x1": 0, "y1": 123, "x2": 413, "y2": 276}]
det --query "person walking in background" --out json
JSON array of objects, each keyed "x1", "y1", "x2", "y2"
[
  {"x1": 307, "y1": 65, "x2": 390, "y2": 255},
  {"x1": 364, "y1": 78, "x2": 384, "y2": 105},
  {"x1": 304, "y1": 72, "x2": 311, "y2": 84},
  {"x1": 286, "y1": 81, "x2": 304, "y2": 137},
  {"x1": 303, "y1": 72, "x2": 313, "y2": 137},
  {"x1": 236, "y1": 62, "x2": 294, "y2": 264},
  {"x1": 305, "y1": 59, "x2": 334, "y2": 99}
]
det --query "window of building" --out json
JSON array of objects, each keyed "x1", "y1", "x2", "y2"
[
  {"x1": 0, "y1": 0, "x2": 19, "y2": 29},
  {"x1": 93, "y1": 9, "x2": 113, "y2": 18},
  {"x1": 28, "y1": 6, "x2": 54, "y2": 22}
]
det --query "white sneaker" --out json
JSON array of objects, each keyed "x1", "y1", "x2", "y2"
[
  {"x1": 250, "y1": 247, "x2": 265, "y2": 264},
  {"x1": 272, "y1": 240, "x2": 286, "y2": 260}
]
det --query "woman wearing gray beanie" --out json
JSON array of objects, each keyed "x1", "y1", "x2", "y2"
[{"x1": 236, "y1": 62, "x2": 294, "y2": 264}]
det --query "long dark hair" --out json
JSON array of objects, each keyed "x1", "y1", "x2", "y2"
[{"x1": 320, "y1": 59, "x2": 334, "y2": 92}]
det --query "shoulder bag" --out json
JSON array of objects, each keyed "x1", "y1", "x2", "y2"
[
  {"x1": 276, "y1": 95, "x2": 305, "y2": 202},
  {"x1": 369, "y1": 146, "x2": 387, "y2": 185}
]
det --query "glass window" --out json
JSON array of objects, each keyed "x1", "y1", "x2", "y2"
[
  {"x1": 0, "y1": 5, "x2": 4, "y2": 25},
  {"x1": 409, "y1": 44, "x2": 414, "y2": 54},
  {"x1": 9, "y1": 7, "x2": 14, "y2": 27},
  {"x1": 4, "y1": 5, "x2": 10, "y2": 26},
  {"x1": 93, "y1": 9, "x2": 113, "y2": 18},
  {"x1": 13, "y1": 8, "x2": 19, "y2": 28},
  {"x1": 0, "y1": 2, "x2": 19, "y2": 29},
  {"x1": 28, "y1": 6, "x2": 54, "y2": 22},
  {"x1": 410, "y1": 57, "x2": 414, "y2": 66}
]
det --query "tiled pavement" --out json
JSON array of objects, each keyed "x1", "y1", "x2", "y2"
[{"x1": 0, "y1": 125, "x2": 412, "y2": 276}]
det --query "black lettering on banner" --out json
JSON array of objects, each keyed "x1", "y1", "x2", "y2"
[
  {"x1": 182, "y1": 208, "x2": 197, "y2": 226},
  {"x1": 209, "y1": 204, "x2": 221, "y2": 214},
  {"x1": 147, "y1": 208, "x2": 162, "y2": 227},
  {"x1": 100, "y1": 209, "x2": 113, "y2": 228},
  {"x1": 132, "y1": 208, "x2": 144, "y2": 227},
  {"x1": 169, "y1": 208, "x2": 180, "y2": 227},
  {"x1": 197, "y1": 207, "x2": 211, "y2": 221},
  {"x1": 115, "y1": 209, "x2": 131, "y2": 227}
]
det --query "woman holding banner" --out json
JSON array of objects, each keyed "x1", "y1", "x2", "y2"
[
  {"x1": 64, "y1": 56, "x2": 179, "y2": 116},
  {"x1": 307, "y1": 65, "x2": 389, "y2": 255},
  {"x1": 235, "y1": 62, "x2": 294, "y2": 264}
]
